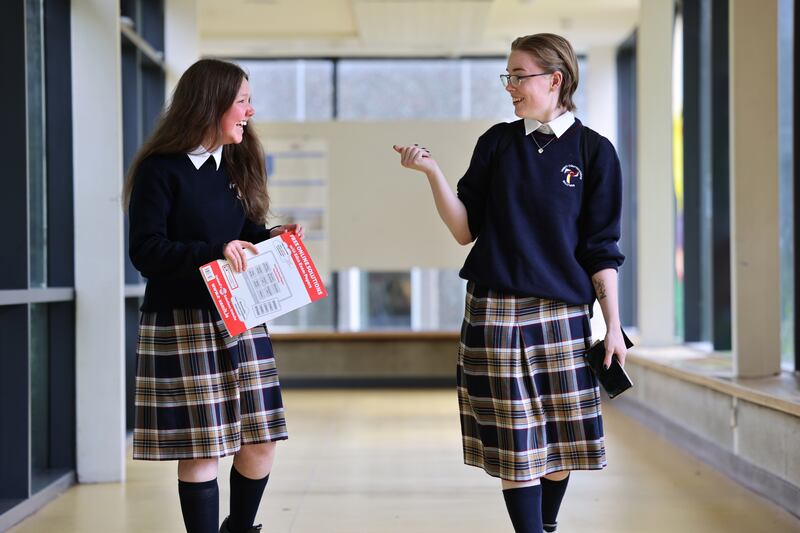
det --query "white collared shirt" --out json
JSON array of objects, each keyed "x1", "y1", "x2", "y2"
[
  {"x1": 187, "y1": 145, "x2": 223, "y2": 170},
  {"x1": 524, "y1": 110, "x2": 575, "y2": 138}
]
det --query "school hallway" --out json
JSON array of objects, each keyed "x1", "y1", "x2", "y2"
[{"x1": 9, "y1": 389, "x2": 800, "y2": 533}]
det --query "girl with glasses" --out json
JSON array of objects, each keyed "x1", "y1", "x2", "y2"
[{"x1": 394, "y1": 33, "x2": 626, "y2": 533}]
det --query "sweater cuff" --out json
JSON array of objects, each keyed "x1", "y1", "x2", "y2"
[
  {"x1": 212, "y1": 242, "x2": 227, "y2": 261},
  {"x1": 587, "y1": 262, "x2": 620, "y2": 276}
]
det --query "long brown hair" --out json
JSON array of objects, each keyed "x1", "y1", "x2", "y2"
[
  {"x1": 123, "y1": 59, "x2": 269, "y2": 223},
  {"x1": 511, "y1": 33, "x2": 579, "y2": 112}
]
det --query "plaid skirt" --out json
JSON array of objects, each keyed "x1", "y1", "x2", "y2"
[
  {"x1": 133, "y1": 308, "x2": 288, "y2": 461},
  {"x1": 457, "y1": 282, "x2": 605, "y2": 481}
]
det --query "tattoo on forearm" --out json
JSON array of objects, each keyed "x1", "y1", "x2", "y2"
[{"x1": 593, "y1": 278, "x2": 607, "y2": 300}]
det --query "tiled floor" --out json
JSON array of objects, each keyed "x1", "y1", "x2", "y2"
[{"x1": 10, "y1": 389, "x2": 800, "y2": 532}]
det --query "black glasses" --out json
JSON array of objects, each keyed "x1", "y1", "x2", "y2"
[{"x1": 500, "y1": 72, "x2": 551, "y2": 87}]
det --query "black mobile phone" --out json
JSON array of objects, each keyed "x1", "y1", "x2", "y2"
[{"x1": 584, "y1": 329, "x2": 635, "y2": 399}]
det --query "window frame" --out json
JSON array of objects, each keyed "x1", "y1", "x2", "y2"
[{"x1": 0, "y1": 0, "x2": 76, "y2": 524}]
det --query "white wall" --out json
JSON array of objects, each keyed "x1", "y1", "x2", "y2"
[
  {"x1": 71, "y1": 0, "x2": 126, "y2": 482},
  {"x1": 636, "y1": 0, "x2": 675, "y2": 345},
  {"x1": 585, "y1": 45, "x2": 619, "y2": 149},
  {"x1": 256, "y1": 120, "x2": 495, "y2": 271},
  {"x1": 729, "y1": 0, "x2": 781, "y2": 377}
]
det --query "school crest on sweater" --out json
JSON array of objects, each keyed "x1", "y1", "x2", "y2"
[{"x1": 561, "y1": 164, "x2": 582, "y2": 188}]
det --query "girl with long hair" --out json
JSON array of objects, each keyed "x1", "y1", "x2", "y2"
[{"x1": 126, "y1": 58, "x2": 302, "y2": 533}]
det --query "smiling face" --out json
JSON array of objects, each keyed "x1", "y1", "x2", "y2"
[
  {"x1": 219, "y1": 78, "x2": 255, "y2": 146},
  {"x1": 505, "y1": 50, "x2": 563, "y2": 122}
]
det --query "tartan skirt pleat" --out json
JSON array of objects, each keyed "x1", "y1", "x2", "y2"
[
  {"x1": 133, "y1": 308, "x2": 288, "y2": 461},
  {"x1": 457, "y1": 282, "x2": 606, "y2": 481}
]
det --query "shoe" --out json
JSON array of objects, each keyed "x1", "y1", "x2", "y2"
[
  {"x1": 219, "y1": 516, "x2": 263, "y2": 533},
  {"x1": 543, "y1": 522, "x2": 557, "y2": 532}
]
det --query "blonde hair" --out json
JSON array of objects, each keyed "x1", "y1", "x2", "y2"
[{"x1": 511, "y1": 33, "x2": 579, "y2": 112}]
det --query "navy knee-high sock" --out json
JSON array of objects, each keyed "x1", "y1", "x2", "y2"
[
  {"x1": 541, "y1": 475, "x2": 570, "y2": 532},
  {"x1": 178, "y1": 478, "x2": 219, "y2": 533},
  {"x1": 502, "y1": 485, "x2": 543, "y2": 533},
  {"x1": 228, "y1": 465, "x2": 270, "y2": 532}
]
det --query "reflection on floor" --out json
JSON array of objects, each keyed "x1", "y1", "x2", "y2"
[{"x1": 11, "y1": 389, "x2": 800, "y2": 532}]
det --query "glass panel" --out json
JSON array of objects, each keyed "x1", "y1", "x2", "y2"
[
  {"x1": 437, "y1": 269, "x2": 466, "y2": 330},
  {"x1": 304, "y1": 60, "x2": 334, "y2": 121},
  {"x1": 575, "y1": 56, "x2": 588, "y2": 117},
  {"x1": 267, "y1": 270, "x2": 464, "y2": 332},
  {"x1": 778, "y1": 0, "x2": 794, "y2": 368},
  {"x1": 338, "y1": 59, "x2": 462, "y2": 120},
  {"x1": 362, "y1": 272, "x2": 411, "y2": 329},
  {"x1": 617, "y1": 35, "x2": 638, "y2": 329},
  {"x1": 237, "y1": 60, "x2": 300, "y2": 121},
  {"x1": 673, "y1": 13, "x2": 685, "y2": 340},
  {"x1": 30, "y1": 303, "x2": 51, "y2": 491},
  {"x1": 120, "y1": 0, "x2": 137, "y2": 22},
  {"x1": 27, "y1": 0, "x2": 47, "y2": 287},
  {"x1": 140, "y1": 0, "x2": 165, "y2": 50},
  {"x1": 468, "y1": 58, "x2": 516, "y2": 121}
]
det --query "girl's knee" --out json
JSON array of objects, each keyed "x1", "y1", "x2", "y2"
[
  {"x1": 239, "y1": 441, "x2": 277, "y2": 461},
  {"x1": 501, "y1": 478, "x2": 541, "y2": 490},
  {"x1": 178, "y1": 458, "x2": 219, "y2": 482},
  {"x1": 543, "y1": 470, "x2": 570, "y2": 482},
  {"x1": 234, "y1": 442, "x2": 277, "y2": 477}
]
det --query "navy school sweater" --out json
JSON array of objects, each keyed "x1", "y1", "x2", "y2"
[
  {"x1": 128, "y1": 153, "x2": 272, "y2": 311},
  {"x1": 457, "y1": 119, "x2": 625, "y2": 305}
]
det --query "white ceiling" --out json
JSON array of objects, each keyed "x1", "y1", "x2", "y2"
[{"x1": 197, "y1": 0, "x2": 639, "y2": 58}]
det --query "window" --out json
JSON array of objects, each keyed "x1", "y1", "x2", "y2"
[
  {"x1": 674, "y1": 11, "x2": 685, "y2": 340},
  {"x1": 120, "y1": 0, "x2": 165, "y2": 429},
  {"x1": 617, "y1": 32, "x2": 638, "y2": 329},
  {"x1": 239, "y1": 56, "x2": 581, "y2": 122},
  {"x1": 0, "y1": 0, "x2": 76, "y2": 521},
  {"x1": 28, "y1": 0, "x2": 47, "y2": 288},
  {"x1": 678, "y1": 0, "x2": 731, "y2": 350},
  {"x1": 236, "y1": 59, "x2": 334, "y2": 121},
  {"x1": 363, "y1": 272, "x2": 412, "y2": 329},
  {"x1": 29, "y1": 303, "x2": 74, "y2": 492},
  {"x1": 268, "y1": 269, "x2": 468, "y2": 333},
  {"x1": 339, "y1": 59, "x2": 463, "y2": 120}
]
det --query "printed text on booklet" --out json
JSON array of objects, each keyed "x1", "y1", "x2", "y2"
[{"x1": 200, "y1": 232, "x2": 327, "y2": 336}]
